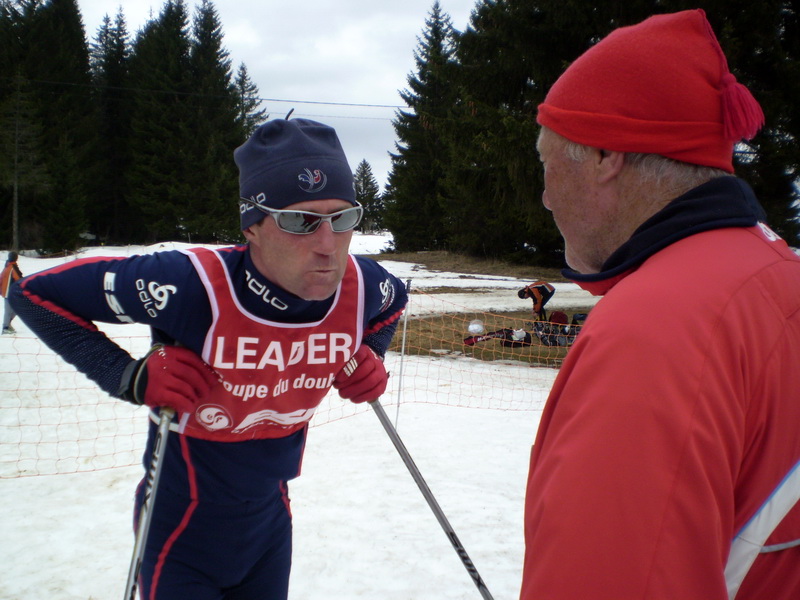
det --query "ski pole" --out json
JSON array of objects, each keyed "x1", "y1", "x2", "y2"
[
  {"x1": 124, "y1": 407, "x2": 175, "y2": 600},
  {"x1": 369, "y1": 399, "x2": 495, "y2": 599}
]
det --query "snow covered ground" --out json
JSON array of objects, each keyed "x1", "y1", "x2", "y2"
[{"x1": 0, "y1": 233, "x2": 597, "y2": 600}]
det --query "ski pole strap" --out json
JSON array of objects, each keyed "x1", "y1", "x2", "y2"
[
  {"x1": 725, "y1": 457, "x2": 800, "y2": 599},
  {"x1": 148, "y1": 408, "x2": 189, "y2": 432}
]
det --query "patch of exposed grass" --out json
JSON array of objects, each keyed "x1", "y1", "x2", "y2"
[
  {"x1": 387, "y1": 308, "x2": 584, "y2": 368},
  {"x1": 357, "y1": 249, "x2": 586, "y2": 367}
]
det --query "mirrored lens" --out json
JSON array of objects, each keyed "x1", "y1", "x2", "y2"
[
  {"x1": 274, "y1": 206, "x2": 363, "y2": 234},
  {"x1": 329, "y1": 206, "x2": 363, "y2": 232},
  {"x1": 276, "y1": 211, "x2": 321, "y2": 233}
]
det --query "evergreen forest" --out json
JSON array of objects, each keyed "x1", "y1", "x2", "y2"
[
  {"x1": 1, "y1": 0, "x2": 264, "y2": 252},
  {"x1": 1, "y1": 0, "x2": 798, "y2": 265},
  {"x1": 387, "y1": 0, "x2": 800, "y2": 265}
]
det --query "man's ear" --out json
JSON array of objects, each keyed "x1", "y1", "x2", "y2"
[
  {"x1": 242, "y1": 225, "x2": 258, "y2": 243},
  {"x1": 596, "y1": 148, "x2": 625, "y2": 183}
]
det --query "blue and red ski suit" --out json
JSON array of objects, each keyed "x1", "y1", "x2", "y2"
[{"x1": 10, "y1": 244, "x2": 407, "y2": 599}]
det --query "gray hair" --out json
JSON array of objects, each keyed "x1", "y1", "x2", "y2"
[{"x1": 563, "y1": 138, "x2": 728, "y2": 190}]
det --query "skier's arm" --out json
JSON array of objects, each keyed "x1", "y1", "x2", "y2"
[
  {"x1": 9, "y1": 258, "x2": 143, "y2": 397},
  {"x1": 357, "y1": 257, "x2": 408, "y2": 357},
  {"x1": 332, "y1": 258, "x2": 407, "y2": 403},
  {"x1": 9, "y1": 252, "x2": 211, "y2": 399}
]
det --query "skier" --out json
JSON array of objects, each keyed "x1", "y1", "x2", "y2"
[
  {"x1": 523, "y1": 9, "x2": 800, "y2": 600},
  {"x1": 1, "y1": 251, "x2": 22, "y2": 334},
  {"x1": 517, "y1": 281, "x2": 585, "y2": 347},
  {"x1": 517, "y1": 280, "x2": 555, "y2": 321},
  {"x1": 9, "y1": 118, "x2": 408, "y2": 599}
]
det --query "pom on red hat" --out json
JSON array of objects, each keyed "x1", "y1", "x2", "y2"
[{"x1": 536, "y1": 9, "x2": 764, "y2": 173}]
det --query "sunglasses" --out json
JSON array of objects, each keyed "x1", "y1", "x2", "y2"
[{"x1": 240, "y1": 198, "x2": 363, "y2": 235}]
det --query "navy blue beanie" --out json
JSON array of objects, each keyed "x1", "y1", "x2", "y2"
[{"x1": 234, "y1": 119, "x2": 357, "y2": 230}]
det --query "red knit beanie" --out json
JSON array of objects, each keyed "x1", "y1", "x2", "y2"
[{"x1": 536, "y1": 9, "x2": 764, "y2": 173}]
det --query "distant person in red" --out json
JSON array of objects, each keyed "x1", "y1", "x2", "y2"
[
  {"x1": 522, "y1": 9, "x2": 800, "y2": 600},
  {"x1": 1, "y1": 251, "x2": 22, "y2": 334}
]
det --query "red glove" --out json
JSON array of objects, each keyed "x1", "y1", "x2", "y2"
[
  {"x1": 333, "y1": 345, "x2": 388, "y2": 403},
  {"x1": 121, "y1": 345, "x2": 219, "y2": 414}
]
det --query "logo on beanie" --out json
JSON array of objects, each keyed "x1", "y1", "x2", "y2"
[{"x1": 298, "y1": 168, "x2": 327, "y2": 193}]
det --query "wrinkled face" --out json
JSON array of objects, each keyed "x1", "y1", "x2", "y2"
[
  {"x1": 536, "y1": 128, "x2": 611, "y2": 274},
  {"x1": 244, "y1": 198, "x2": 354, "y2": 301}
]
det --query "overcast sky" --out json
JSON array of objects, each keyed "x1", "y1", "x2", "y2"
[{"x1": 76, "y1": 0, "x2": 481, "y2": 189}]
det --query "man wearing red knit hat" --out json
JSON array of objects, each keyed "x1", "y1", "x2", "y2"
[{"x1": 522, "y1": 9, "x2": 800, "y2": 600}]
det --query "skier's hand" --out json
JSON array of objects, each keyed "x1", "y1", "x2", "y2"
[
  {"x1": 333, "y1": 345, "x2": 388, "y2": 403},
  {"x1": 119, "y1": 345, "x2": 219, "y2": 414}
]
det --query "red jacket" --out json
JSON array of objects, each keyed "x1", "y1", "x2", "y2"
[{"x1": 521, "y1": 180, "x2": 800, "y2": 600}]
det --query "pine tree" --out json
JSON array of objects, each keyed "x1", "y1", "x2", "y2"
[
  {"x1": 14, "y1": 0, "x2": 92, "y2": 252},
  {"x1": 0, "y1": 2, "x2": 21, "y2": 89},
  {"x1": 0, "y1": 2, "x2": 24, "y2": 249},
  {"x1": 695, "y1": 0, "x2": 800, "y2": 244},
  {"x1": 0, "y1": 72, "x2": 51, "y2": 250},
  {"x1": 442, "y1": 0, "x2": 564, "y2": 263},
  {"x1": 126, "y1": 0, "x2": 194, "y2": 242},
  {"x1": 3, "y1": 0, "x2": 271, "y2": 248},
  {"x1": 354, "y1": 159, "x2": 383, "y2": 232},
  {"x1": 89, "y1": 9, "x2": 138, "y2": 243},
  {"x1": 42, "y1": 134, "x2": 87, "y2": 253},
  {"x1": 384, "y1": 1, "x2": 458, "y2": 252},
  {"x1": 439, "y1": 0, "x2": 800, "y2": 263},
  {"x1": 234, "y1": 63, "x2": 267, "y2": 139},
  {"x1": 184, "y1": 0, "x2": 240, "y2": 243}
]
